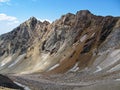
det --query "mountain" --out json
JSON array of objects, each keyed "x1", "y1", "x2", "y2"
[{"x1": 0, "y1": 10, "x2": 120, "y2": 90}]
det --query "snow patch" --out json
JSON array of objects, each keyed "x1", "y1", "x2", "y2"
[
  {"x1": 80, "y1": 35, "x2": 87, "y2": 42},
  {"x1": 90, "y1": 33, "x2": 95, "y2": 37},
  {"x1": 116, "y1": 79, "x2": 120, "y2": 81},
  {"x1": 0, "y1": 56, "x2": 12, "y2": 67},
  {"x1": 69, "y1": 62, "x2": 79, "y2": 72},
  {"x1": 94, "y1": 66, "x2": 102, "y2": 73},
  {"x1": 14, "y1": 81, "x2": 31, "y2": 90},
  {"x1": 0, "y1": 63, "x2": 5, "y2": 67},
  {"x1": 48, "y1": 64, "x2": 60, "y2": 71},
  {"x1": 108, "y1": 64, "x2": 120, "y2": 72}
]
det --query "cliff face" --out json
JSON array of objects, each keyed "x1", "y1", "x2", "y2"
[{"x1": 0, "y1": 10, "x2": 120, "y2": 75}]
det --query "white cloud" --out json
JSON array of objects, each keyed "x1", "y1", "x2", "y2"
[
  {"x1": 0, "y1": 0, "x2": 11, "y2": 6},
  {"x1": 0, "y1": 13, "x2": 18, "y2": 21},
  {"x1": 38, "y1": 18, "x2": 52, "y2": 23},
  {"x1": 0, "y1": 0, "x2": 10, "y2": 3},
  {"x1": 0, "y1": 13, "x2": 20, "y2": 34},
  {"x1": 0, "y1": 13, "x2": 19, "y2": 25}
]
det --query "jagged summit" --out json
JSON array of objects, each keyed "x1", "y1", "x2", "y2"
[
  {"x1": 0, "y1": 15, "x2": 50, "y2": 56},
  {"x1": 29, "y1": 16, "x2": 37, "y2": 21},
  {"x1": 27, "y1": 16, "x2": 51, "y2": 24},
  {"x1": 43, "y1": 20, "x2": 50, "y2": 25},
  {"x1": 0, "y1": 9, "x2": 119, "y2": 62},
  {"x1": 61, "y1": 10, "x2": 91, "y2": 18},
  {"x1": 76, "y1": 10, "x2": 91, "y2": 15}
]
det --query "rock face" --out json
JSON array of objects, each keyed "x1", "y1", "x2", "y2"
[
  {"x1": 0, "y1": 10, "x2": 120, "y2": 90},
  {"x1": 0, "y1": 10, "x2": 120, "y2": 75},
  {"x1": 0, "y1": 17, "x2": 49, "y2": 56}
]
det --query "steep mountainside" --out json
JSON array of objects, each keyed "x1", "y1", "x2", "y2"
[
  {"x1": 0, "y1": 10, "x2": 120, "y2": 74},
  {"x1": 0, "y1": 10, "x2": 120, "y2": 90}
]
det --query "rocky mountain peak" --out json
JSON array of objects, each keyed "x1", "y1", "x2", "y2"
[
  {"x1": 25, "y1": 16, "x2": 38, "y2": 29},
  {"x1": 29, "y1": 16, "x2": 37, "y2": 20},
  {"x1": 0, "y1": 10, "x2": 120, "y2": 76},
  {"x1": 76, "y1": 10, "x2": 92, "y2": 16},
  {"x1": 28, "y1": 16, "x2": 38, "y2": 23},
  {"x1": 0, "y1": 10, "x2": 120, "y2": 90},
  {"x1": 43, "y1": 20, "x2": 50, "y2": 25}
]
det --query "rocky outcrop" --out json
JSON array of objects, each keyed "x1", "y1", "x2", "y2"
[
  {"x1": 0, "y1": 17, "x2": 50, "y2": 56},
  {"x1": 41, "y1": 10, "x2": 119, "y2": 54},
  {"x1": 0, "y1": 10, "x2": 120, "y2": 75}
]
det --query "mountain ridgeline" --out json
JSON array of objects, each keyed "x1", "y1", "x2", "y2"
[{"x1": 0, "y1": 10, "x2": 120, "y2": 74}]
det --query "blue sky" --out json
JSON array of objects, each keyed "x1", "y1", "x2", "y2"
[{"x1": 0, "y1": 0, "x2": 120, "y2": 35}]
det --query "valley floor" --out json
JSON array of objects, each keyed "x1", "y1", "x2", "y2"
[{"x1": 7, "y1": 71, "x2": 120, "y2": 90}]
